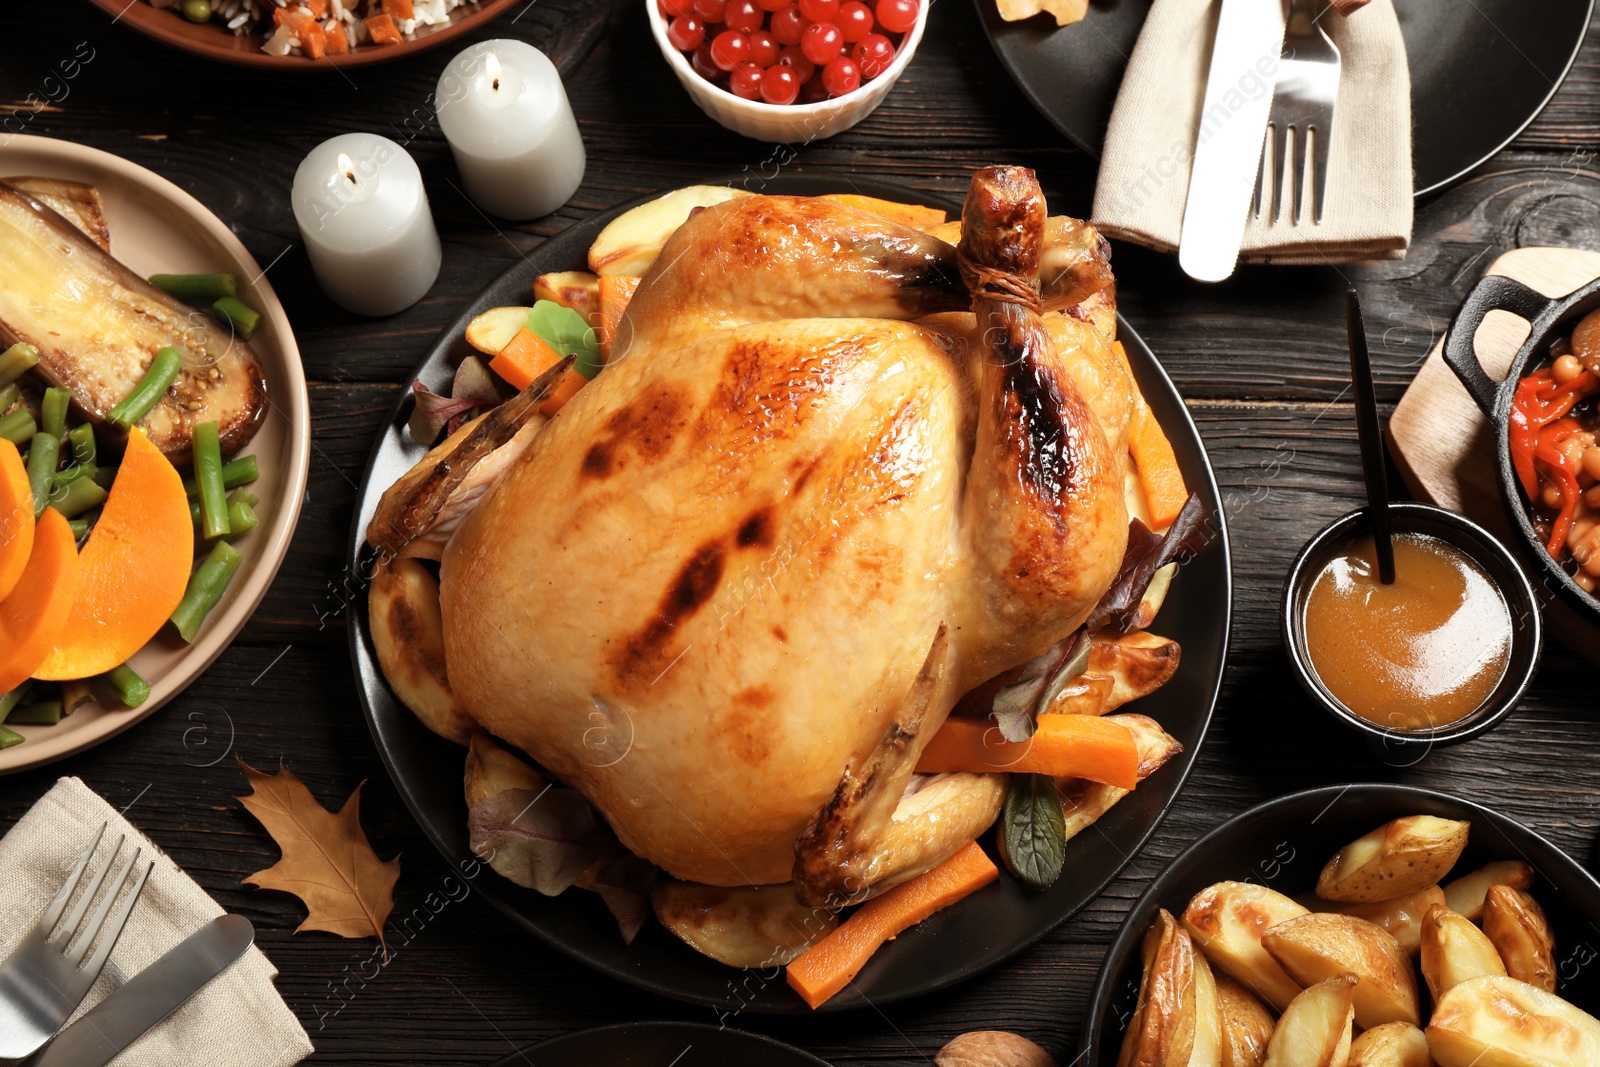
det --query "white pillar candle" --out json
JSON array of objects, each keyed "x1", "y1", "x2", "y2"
[
  {"x1": 436, "y1": 39, "x2": 586, "y2": 221},
  {"x1": 291, "y1": 133, "x2": 442, "y2": 318}
]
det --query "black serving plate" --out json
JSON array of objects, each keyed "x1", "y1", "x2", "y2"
[
  {"x1": 490, "y1": 1022, "x2": 829, "y2": 1067},
  {"x1": 976, "y1": 0, "x2": 1594, "y2": 196},
  {"x1": 1081, "y1": 784, "x2": 1600, "y2": 1064},
  {"x1": 348, "y1": 175, "x2": 1232, "y2": 1012}
]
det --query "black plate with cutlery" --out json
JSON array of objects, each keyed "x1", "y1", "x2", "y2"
[{"x1": 977, "y1": 0, "x2": 1594, "y2": 196}]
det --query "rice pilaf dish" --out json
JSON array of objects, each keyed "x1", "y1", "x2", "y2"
[{"x1": 147, "y1": 0, "x2": 471, "y2": 57}]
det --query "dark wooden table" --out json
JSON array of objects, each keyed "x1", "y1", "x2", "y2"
[{"x1": 4, "y1": 2, "x2": 1599, "y2": 1063}]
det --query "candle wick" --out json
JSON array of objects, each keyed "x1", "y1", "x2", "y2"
[
  {"x1": 345, "y1": 171, "x2": 357, "y2": 186},
  {"x1": 492, "y1": 76, "x2": 500, "y2": 91}
]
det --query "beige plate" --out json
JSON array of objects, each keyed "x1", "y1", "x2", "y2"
[{"x1": 0, "y1": 134, "x2": 310, "y2": 774}]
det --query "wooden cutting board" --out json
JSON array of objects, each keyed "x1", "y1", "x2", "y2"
[{"x1": 1387, "y1": 245, "x2": 1600, "y2": 662}]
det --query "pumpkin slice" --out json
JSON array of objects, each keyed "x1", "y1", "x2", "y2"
[
  {"x1": 0, "y1": 508, "x2": 82, "y2": 692},
  {"x1": 33, "y1": 429, "x2": 191, "y2": 680},
  {"x1": 0, "y1": 438, "x2": 34, "y2": 602}
]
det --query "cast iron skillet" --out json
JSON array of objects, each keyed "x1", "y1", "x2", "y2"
[
  {"x1": 347, "y1": 174, "x2": 1232, "y2": 1012},
  {"x1": 1442, "y1": 273, "x2": 1600, "y2": 627},
  {"x1": 489, "y1": 1021, "x2": 830, "y2": 1066},
  {"x1": 1081, "y1": 783, "x2": 1600, "y2": 1064},
  {"x1": 975, "y1": 0, "x2": 1594, "y2": 197}
]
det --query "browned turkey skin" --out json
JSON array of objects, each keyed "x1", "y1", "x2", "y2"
[{"x1": 371, "y1": 167, "x2": 1131, "y2": 909}]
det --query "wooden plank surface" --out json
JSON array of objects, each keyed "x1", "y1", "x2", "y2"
[{"x1": 2, "y1": 2, "x2": 1599, "y2": 1064}]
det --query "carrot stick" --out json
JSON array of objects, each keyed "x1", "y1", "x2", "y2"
[
  {"x1": 1114, "y1": 342, "x2": 1188, "y2": 529},
  {"x1": 539, "y1": 368, "x2": 588, "y2": 417},
  {"x1": 489, "y1": 327, "x2": 562, "y2": 390},
  {"x1": 786, "y1": 841, "x2": 999, "y2": 1009},
  {"x1": 914, "y1": 714, "x2": 1139, "y2": 789},
  {"x1": 597, "y1": 275, "x2": 640, "y2": 362}
]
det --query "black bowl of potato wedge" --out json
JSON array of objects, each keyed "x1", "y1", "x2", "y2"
[{"x1": 1082, "y1": 783, "x2": 1600, "y2": 1066}]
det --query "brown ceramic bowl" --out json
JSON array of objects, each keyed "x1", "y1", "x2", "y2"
[
  {"x1": 0, "y1": 135, "x2": 310, "y2": 774},
  {"x1": 86, "y1": 0, "x2": 519, "y2": 69}
]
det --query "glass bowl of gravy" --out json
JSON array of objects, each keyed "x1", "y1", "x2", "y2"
[{"x1": 1282, "y1": 502, "x2": 1542, "y2": 752}]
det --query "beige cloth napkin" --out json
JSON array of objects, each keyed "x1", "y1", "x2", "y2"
[
  {"x1": 1092, "y1": 0, "x2": 1413, "y2": 264},
  {"x1": 0, "y1": 778, "x2": 312, "y2": 1067}
]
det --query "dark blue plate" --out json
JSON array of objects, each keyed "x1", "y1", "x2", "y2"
[{"x1": 348, "y1": 175, "x2": 1232, "y2": 1012}]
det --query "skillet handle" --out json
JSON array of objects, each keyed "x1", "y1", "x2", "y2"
[{"x1": 1441, "y1": 274, "x2": 1554, "y2": 417}]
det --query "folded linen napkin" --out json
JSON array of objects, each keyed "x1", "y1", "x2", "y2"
[
  {"x1": 0, "y1": 778, "x2": 312, "y2": 1067},
  {"x1": 1092, "y1": 0, "x2": 1413, "y2": 265}
]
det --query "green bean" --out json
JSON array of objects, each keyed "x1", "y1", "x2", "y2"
[
  {"x1": 107, "y1": 346, "x2": 182, "y2": 430},
  {"x1": 25, "y1": 430, "x2": 58, "y2": 516},
  {"x1": 103, "y1": 663, "x2": 150, "y2": 708},
  {"x1": 8, "y1": 701, "x2": 63, "y2": 726},
  {"x1": 40, "y1": 387, "x2": 70, "y2": 440},
  {"x1": 0, "y1": 343, "x2": 38, "y2": 387},
  {"x1": 212, "y1": 297, "x2": 261, "y2": 340},
  {"x1": 189, "y1": 495, "x2": 258, "y2": 537},
  {"x1": 0, "y1": 725, "x2": 22, "y2": 749},
  {"x1": 227, "y1": 488, "x2": 260, "y2": 509},
  {"x1": 69, "y1": 512, "x2": 97, "y2": 541},
  {"x1": 0, "y1": 383, "x2": 19, "y2": 415},
  {"x1": 0, "y1": 681, "x2": 34, "y2": 724},
  {"x1": 185, "y1": 454, "x2": 258, "y2": 497},
  {"x1": 92, "y1": 465, "x2": 116, "y2": 489},
  {"x1": 52, "y1": 463, "x2": 97, "y2": 488},
  {"x1": 48, "y1": 477, "x2": 107, "y2": 520},
  {"x1": 226, "y1": 499, "x2": 259, "y2": 535},
  {"x1": 68, "y1": 423, "x2": 95, "y2": 466},
  {"x1": 0, "y1": 409, "x2": 34, "y2": 447},
  {"x1": 148, "y1": 273, "x2": 236, "y2": 302},
  {"x1": 192, "y1": 421, "x2": 229, "y2": 539},
  {"x1": 171, "y1": 540, "x2": 243, "y2": 643}
]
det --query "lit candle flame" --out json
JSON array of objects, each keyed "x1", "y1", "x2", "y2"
[
  {"x1": 486, "y1": 51, "x2": 502, "y2": 92},
  {"x1": 336, "y1": 152, "x2": 357, "y2": 185}
]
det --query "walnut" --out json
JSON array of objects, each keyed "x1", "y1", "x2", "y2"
[{"x1": 934, "y1": 1031, "x2": 1059, "y2": 1067}]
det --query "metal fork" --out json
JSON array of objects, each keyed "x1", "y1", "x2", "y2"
[
  {"x1": 1255, "y1": 0, "x2": 1342, "y2": 224},
  {"x1": 0, "y1": 823, "x2": 154, "y2": 1059}
]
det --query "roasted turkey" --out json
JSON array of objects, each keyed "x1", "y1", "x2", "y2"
[{"x1": 369, "y1": 166, "x2": 1144, "y2": 908}]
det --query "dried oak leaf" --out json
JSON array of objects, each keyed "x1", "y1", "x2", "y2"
[{"x1": 237, "y1": 759, "x2": 401, "y2": 957}]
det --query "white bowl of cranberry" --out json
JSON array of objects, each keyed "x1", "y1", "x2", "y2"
[{"x1": 648, "y1": 0, "x2": 928, "y2": 142}]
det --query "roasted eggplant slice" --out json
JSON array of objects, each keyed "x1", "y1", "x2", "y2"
[
  {"x1": 0, "y1": 182, "x2": 268, "y2": 464},
  {"x1": 4, "y1": 177, "x2": 110, "y2": 251}
]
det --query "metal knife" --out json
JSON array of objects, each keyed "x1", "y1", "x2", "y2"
[
  {"x1": 23, "y1": 915, "x2": 255, "y2": 1067},
  {"x1": 1177, "y1": 0, "x2": 1288, "y2": 282}
]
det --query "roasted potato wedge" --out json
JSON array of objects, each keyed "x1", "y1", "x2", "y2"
[
  {"x1": 1262, "y1": 974, "x2": 1356, "y2": 1067},
  {"x1": 1316, "y1": 816, "x2": 1470, "y2": 904},
  {"x1": 1482, "y1": 885, "x2": 1556, "y2": 992},
  {"x1": 1261, "y1": 912, "x2": 1420, "y2": 1029},
  {"x1": 464, "y1": 731, "x2": 545, "y2": 809},
  {"x1": 368, "y1": 556, "x2": 474, "y2": 745},
  {"x1": 652, "y1": 881, "x2": 836, "y2": 969},
  {"x1": 1182, "y1": 881, "x2": 1309, "y2": 1011},
  {"x1": 1348, "y1": 1022, "x2": 1432, "y2": 1067},
  {"x1": 1118, "y1": 909, "x2": 1223, "y2": 1067},
  {"x1": 1216, "y1": 973, "x2": 1274, "y2": 1067},
  {"x1": 587, "y1": 184, "x2": 752, "y2": 276},
  {"x1": 1420, "y1": 904, "x2": 1506, "y2": 1002},
  {"x1": 1301, "y1": 885, "x2": 1445, "y2": 956},
  {"x1": 465, "y1": 306, "x2": 533, "y2": 356},
  {"x1": 1426, "y1": 975, "x2": 1600, "y2": 1067},
  {"x1": 1059, "y1": 714, "x2": 1182, "y2": 841},
  {"x1": 1442, "y1": 861, "x2": 1534, "y2": 921},
  {"x1": 532, "y1": 270, "x2": 601, "y2": 327}
]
